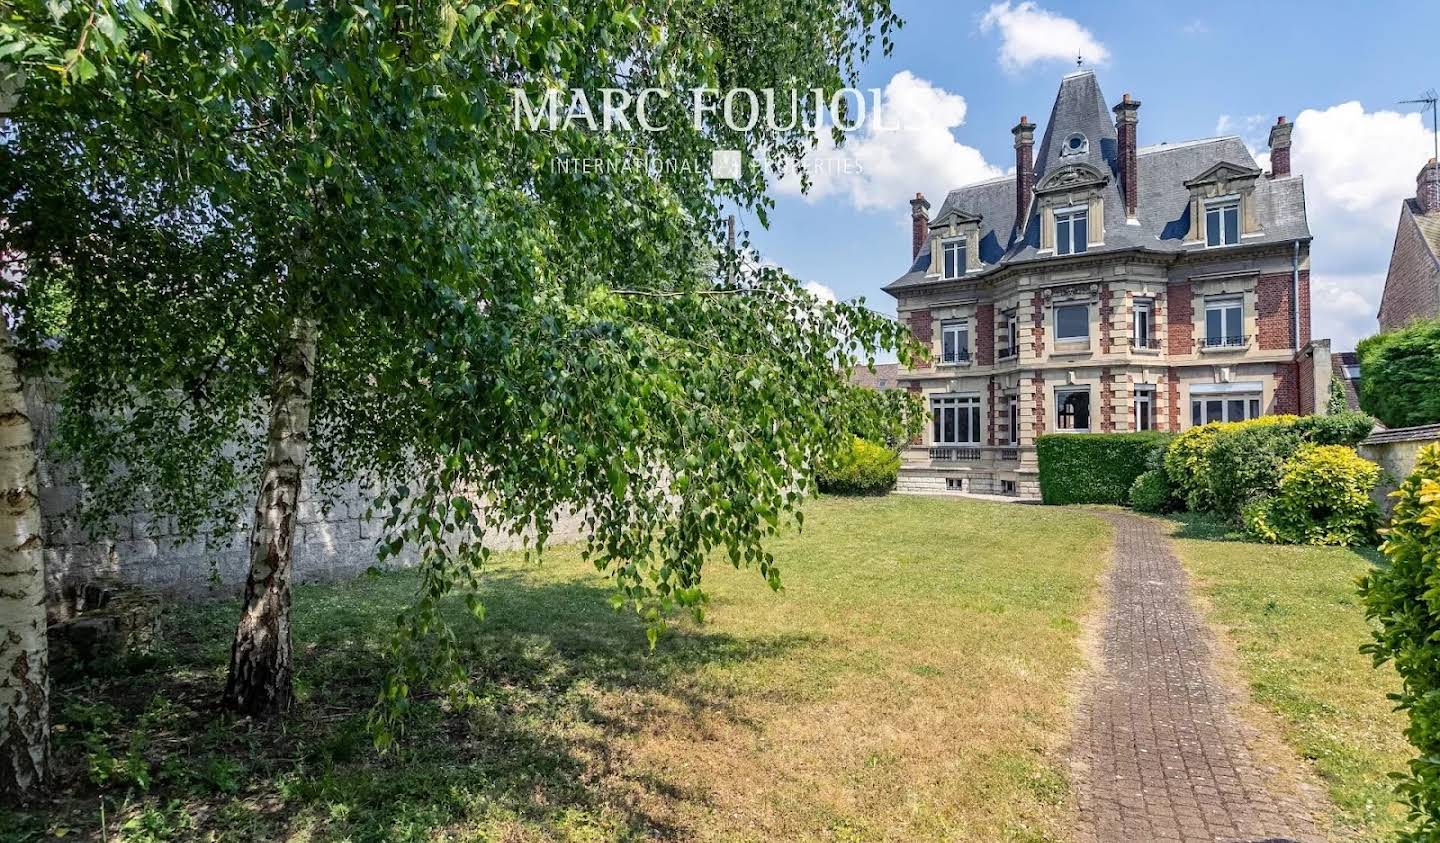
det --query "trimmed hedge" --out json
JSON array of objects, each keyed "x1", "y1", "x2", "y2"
[
  {"x1": 1036, "y1": 432, "x2": 1172, "y2": 505},
  {"x1": 1359, "y1": 444, "x2": 1440, "y2": 837},
  {"x1": 817, "y1": 436, "x2": 900, "y2": 495},
  {"x1": 1357, "y1": 318, "x2": 1440, "y2": 428},
  {"x1": 1163, "y1": 415, "x2": 1297, "y2": 513},
  {"x1": 1242, "y1": 444, "x2": 1382, "y2": 546}
]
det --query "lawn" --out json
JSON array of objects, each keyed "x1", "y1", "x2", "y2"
[
  {"x1": 8, "y1": 495, "x2": 1109, "y2": 843},
  {"x1": 1169, "y1": 514, "x2": 1416, "y2": 842}
]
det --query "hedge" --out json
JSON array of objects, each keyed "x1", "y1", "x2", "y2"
[
  {"x1": 1128, "y1": 469, "x2": 1172, "y2": 513},
  {"x1": 1357, "y1": 318, "x2": 1440, "y2": 428},
  {"x1": 1036, "y1": 432, "x2": 1173, "y2": 505},
  {"x1": 1242, "y1": 444, "x2": 1381, "y2": 546},
  {"x1": 817, "y1": 436, "x2": 900, "y2": 495},
  {"x1": 1359, "y1": 444, "x2": 1440, "y2": 837}
]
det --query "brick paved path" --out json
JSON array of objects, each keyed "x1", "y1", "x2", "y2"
[{"x1": 1070, "y1": 512, "x2": 1324, "y2": 843}]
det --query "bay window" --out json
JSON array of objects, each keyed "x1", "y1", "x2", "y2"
[
  {"x1": 1054, "y1": 303, "x2": 1090, "y2": 343},
  {"x1": 932, "y1": 395, "x2": 982, "y2": 445},
  {"x1": 1055, "y1": 387, "x2": 1091, "y2": 432}
]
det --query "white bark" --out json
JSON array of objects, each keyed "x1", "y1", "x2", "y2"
[{"x1": 0, "y1": 322, "x2": 47, "y2": 798}]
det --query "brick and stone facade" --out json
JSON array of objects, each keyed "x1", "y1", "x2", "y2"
[{"x1": 884, "y1": 71, "x2": 1325, "y2": 499}]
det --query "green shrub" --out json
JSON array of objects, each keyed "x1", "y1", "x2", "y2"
[
  {"x1": 1359, "y1": 444, "x2": 1440, "y2": 840},
  {"x1": 1205, "y1": 423, "x2": 1305, "y2": 519},
  {"x1": 1164, "y1": 415, "x2": 1298, "y2": 512},
  {"x1": 1242, "y1": 444, "x2": 1381, "y2": 546},
  {"x1": 1293, "y1": 410, "x2": 1375, "y2": 446},
  {"x1": 1357, "y1": 319, "x2": 1440, "y2": 429},
  {"x1": 816, "y1": 437, "x2": 900, "y2": 495},
  {"x1": 1036, "y1": 432, "x2": 1172, "y2": 505},
  {"x1": 1128, "y1": 470, "x2": 1171, "y2": 513}
]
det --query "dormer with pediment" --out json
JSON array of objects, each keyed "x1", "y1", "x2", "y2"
[
  {"x1": 1182, "y1": 160, "x2": 1264, "y2": 246},
  {"x1": 925, "y1": 206, "x2": 984, "y2": 279},
  {"x1": 1034, "y1": 162, "x2": 1107, "y2": 254}
]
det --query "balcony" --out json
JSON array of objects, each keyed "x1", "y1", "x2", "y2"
[
  {"x1": 1130, "y1": 337, "x2": 1163, "y2": 351},
  {"x1": 1198, "y1": 335, "x2": 1249, "y2": 351},
  {"x1": 929, "y1": 446, "x2": 982, "y2": 461},
  {"x1": 999, "y1": 448, "x2": 1020, "y2": 461}
]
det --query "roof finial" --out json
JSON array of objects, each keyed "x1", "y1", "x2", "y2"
[{"x1": 1076, "y1": 51, "x2": 1083, "y2": 68}]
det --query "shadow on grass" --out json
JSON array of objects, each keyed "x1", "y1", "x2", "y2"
[
  {"x1": 1163, "y1": 511, "x2": 1387, "y2": 565},
  {"x1": 18, "y1": 569, "x2": 818, "y2": 843}
]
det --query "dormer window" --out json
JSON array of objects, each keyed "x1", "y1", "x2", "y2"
[
  {"x1": 1205, "y1": 198, "x2": 1240, "y2": 246},
  {"x1": 1055, "y1": 207, "x2": 1089, "y2": 255},
  {"x1": 1063, "y1": 133, "x2": 1088, "y2": 156},
  {"x1": 941, "y1": 238, "x2": 967, "y2": 279}
]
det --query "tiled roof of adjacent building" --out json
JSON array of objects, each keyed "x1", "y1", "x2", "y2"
[
  {"x1": 886, "y1": 71, "x2": 1310, "y2": 292},
  {"x1": 849, "y1": 362, "x2": 900, "y2": 390},
  {"x1": 1405, "y1": 198, "x2": 1440, "y2": 261},
  {"x1": 1330, "y1": 351, "x2": 1361, "y2": 412}
]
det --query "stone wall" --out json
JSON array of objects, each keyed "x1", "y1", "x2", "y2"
[
  {"x1": 27, "y1": 381, "x2": 586, "y2": 610},
  {"x1": 1358, "y1": 423, "x2": 1440, "y2": 517}
]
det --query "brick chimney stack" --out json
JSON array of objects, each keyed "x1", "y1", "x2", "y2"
[
  {"x1": 1268, "y1": 116, "x2": 1293, "y2": 178},
  {"x1": 1113, "y1": 93, "x2": 1141, "y2": 218},
  {"x1": 1418, "y1": 159, "x2": 1440, "y2": 214},
  {"x1": 1012, "y1": 115, "x2": 1037, "y2": 228},
  {"x1": 909, "y1": 192, "x2": 931, "y2": 260}
]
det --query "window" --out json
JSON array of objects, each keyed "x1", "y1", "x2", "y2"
[
  {"x1": 1003, "y1": 311, "x2": 1019, "y2": 357},
  {"x1": 1007, "y1": 395, "x2": 1020, "y2": 445},
  {"x1": 1055, "y1": 207, "x2": 1088, "y2": 255},
  {"x1": 1203, "y1": 297, "x2": 1244, "y2": 347},
  {"x1": 940, "y1": 321, "x2": 970, "y2": 364},
  {"x1": 1190, "y1": 395, "x2": 1261, "y2": 426},
  {"x1": 1063, "y1": 133, "x2": 1088, "y2": 155},
  {"x1": 1343, "y1": 364, "x2": 1361, "y2": 379},
  {"x1": 932, "y1": 395, "x2": 982, "y2": 445},
  {"x1": 1205, "y1": 199, "x2": 1240, "y2": 246},
  {"x1": 942, "y1": 238, "x2": 966, "y2": 279},
  {"x1": 1000, "y1": 479, "x2": 1017, "y2": 496},
  {"x1": 1056, "y1": 388, "x2": 1091, "y2": 431},
  {"x1": 1134, "y1": 386, "x2": 1155, "y2": 431},
  {"x1": 1054, "y1": 303, "x2": 1089, "y2": 342},
  {"x1": 1132, "y1": 298, "x2": 1154, "y2": 348}
]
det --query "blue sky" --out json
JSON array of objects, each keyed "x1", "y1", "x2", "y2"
[{"x1": 745, "y1": 0, "x2": 1440, "y2": 351}]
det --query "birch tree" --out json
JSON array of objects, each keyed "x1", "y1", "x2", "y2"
[{"x1": 3, "y1": 0, "x2": 919, "y2": 748}]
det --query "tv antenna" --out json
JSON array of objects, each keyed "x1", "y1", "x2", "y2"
[{"x1": 1401, "y1": 89, "x2": 1439, "y2": 164}]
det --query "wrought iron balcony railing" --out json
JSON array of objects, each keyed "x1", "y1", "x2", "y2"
[{"x1": 1198, "y1": 334, "x2": 1249, "y2": 349}]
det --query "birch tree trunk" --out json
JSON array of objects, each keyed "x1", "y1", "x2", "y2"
[
  {"x1": 0, "y1": 323, "x2": 47, "y2": 799},
  {"x1": 223, "y1": 317, "x2": 317, "y2": 717}
]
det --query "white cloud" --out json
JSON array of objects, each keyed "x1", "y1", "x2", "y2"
[
  {"x1": 802, "y1": 280, "x2": 837, "y2": 304},
  {"x1": 978, "y1": 2, "x2": 1109, "y2": 74},
  {"x1": 1288, "y1": 101, "x2": 1432, "y2": 348},
  {"x1": 771, "y1": 71, "x2": 1003, "y2": 211}
]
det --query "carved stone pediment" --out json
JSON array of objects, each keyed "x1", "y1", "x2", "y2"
[
  {"x1": 1035, "y1": 163, "x2": 1108, "y2": 193},
  {"x1": 928, "y1": 207, "x2": 983, "y2": 229},
  {"x1": 1183, "y1": 161, "x2": 1262, "y2": 191}
]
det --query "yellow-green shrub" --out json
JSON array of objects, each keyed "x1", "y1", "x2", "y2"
[
  {"x1": 1359, "y1": 444, "x2": 1440, "y2": 839},
  {"x1": 1163, "y1": 415, "x2": 1298, "y2": 511},
  {"x1": 816, "y1": 437, "x2": 900, "y2": 495},
  {"x1": 1242, "y1": 444, "x2": 1381, "y2": 546}
]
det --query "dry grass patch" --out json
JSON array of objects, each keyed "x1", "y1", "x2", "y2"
[{"x1": 7, "y1": 495, "x2": 1108, "y2": 843}]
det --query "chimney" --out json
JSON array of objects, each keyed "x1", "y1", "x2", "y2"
[
  {"x1": 1268, "y1": 116, "x2": 1293, "y2": 178},
  {"x1": 909, "y1": 192, "x2": 931, "y2": 260},
  {"x1": 1113, "y1": 93, "x2": 1141, "y2": 218},
  {"x1": 1418, "y1": 158, "x2": 1440, "y2": 214},
  {"x1": 1012, "y1": 115, "x2": 1037, "y2": 228}
]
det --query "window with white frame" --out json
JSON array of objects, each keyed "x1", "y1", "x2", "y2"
[
  {"x1": 932, "y1": 395, "x2": 982, "y2": 445},
  {"x1": 1190, "y1": 394, "x2": 1261, "y2": 426},
  {"x1": 1134, "y1": 385, "x2": 1155, "y2": 431},
  {"x1": 1055, "y1": 387, "x2": 1091, "y2": 431},
  {"x1": 1203, "y1": 296, "x2": 1245, "y2": 348},
  {"x1": 1055, "y1": 207, "x2": 1089, "y2": 255},
  {"x1": 941, "y1": 238, "x2": 967, "y2": 279},
  {"x1": 940, "y1": 321, "x2": 970, "y2": 364},
  {"x1": 1343, "y1": 364, "x2": 1361, "y2": 379},
  {"x1": 1205, "y1": 198, "x2": 1240, "y2": 246},
  {"x1": 1054, "y1": 303, "x2": 1090, "y2": 342},
  {"x1": 1132, "y1": 298, "x2": 1155, "y2": 348},
  {"x1": 1007, "y1": 394, "x2": 1020, "y2": 445}
]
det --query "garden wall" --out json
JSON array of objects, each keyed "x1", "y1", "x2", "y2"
[
  {"x1": 1358, "y1": 423, "x2": 1440, "y2": 516},
  {"x1": 27, "y1": 381, "x2": 586, "y2": 610}
]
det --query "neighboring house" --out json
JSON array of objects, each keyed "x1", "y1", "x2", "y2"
[
  {"x1": 884, "y1": 70, "x2": 1330, "y2": 499},
  {"x1": 849, "y1": 362, "x2": 900, "y2": 390},
  {"x1": 1331, "y1": 351, "x2": 1362, "y2": 413},
  {"x1": 1377, "y1": 158, "x2": 1440, "y2": 331}
]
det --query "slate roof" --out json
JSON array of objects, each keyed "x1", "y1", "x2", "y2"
[
  {"x1": 886, "y1": 71, "x2": 1311, "y2": 293},
  {"x1": 1331, "y1": 351, "x2": 1361, "y2": 412},
  {"x1": 1362, "y1": 422, "x2": 1440, "y2": 445}
]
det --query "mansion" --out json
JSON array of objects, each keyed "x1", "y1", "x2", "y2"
[{"x1": 884, "y1": 70, "x2": 1331, "y2": 498}]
